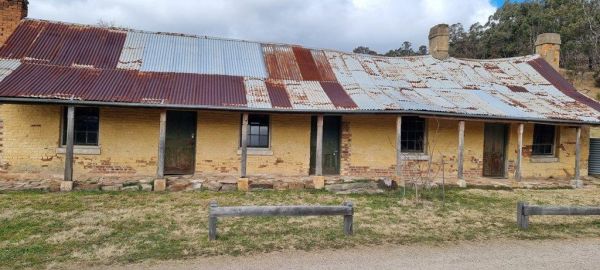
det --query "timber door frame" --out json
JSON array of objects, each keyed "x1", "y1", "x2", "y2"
[
  {"x1": 309, "y1": 115, "x2": 342, "y2": 175},
  {"x1": 482, "y1": 123, "x2": 509, "y2": 178},
  {"x1": 164, "y1": 110, "x2": 197, "y2": 175}
]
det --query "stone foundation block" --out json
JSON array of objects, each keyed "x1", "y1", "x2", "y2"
[
  {"x1": 313, "y1": 176, "x2": 325, "y2": 189},
  {"x1": 237, "y1": 178, "x2": 249, "y2": 191},
  {"x1": 101, "y1": 184, "x2": 122, "y2": 191},
  {"x1": 140, "y1": 184, "x2": 153, "y2": 191},
  {"x1": 288, "y1": 182, "x2": 304, "y2": 190},
  {"x1": 154, "y1": 179, "x2": 166, "y2": 191},
  {"x1": 60, "y1": 181, "x2": 73, "y2": 192},
  {"x1": 274, "y1": 182, "x2": 289, "y2": 190},
  {"x1": 457, "y1": 179, "x2": 467, "y2": 188}
]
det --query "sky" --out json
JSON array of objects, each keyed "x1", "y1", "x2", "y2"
[{"x1": 28, "y1": 0, "x2": 503, "y2": 53}]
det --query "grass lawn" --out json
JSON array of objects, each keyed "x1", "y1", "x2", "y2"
[{"x1": 2, "y1": 187, "x2": 600, "y2": 269}]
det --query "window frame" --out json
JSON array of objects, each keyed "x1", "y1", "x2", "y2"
[
  {"x1": 400, "y1": 116, "x2": 427, "y2": 154},
  {"x1": 60, "y1": 106, "x2": 100, "y2": 147},
  {"x1": 240, "y1": 114, "x2": 271, "y2": 149},
  {"x1": 531, "y1": 124, "x2": 557, "y2": 157}
]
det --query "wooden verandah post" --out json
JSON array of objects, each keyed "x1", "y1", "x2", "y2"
[
  {"x1": 457, "y1": 120, "x2": 466, "y2": 187},
  {"x1": 515, "y1": 123, "x2": 524, "y2": 181},
  {"x1": 395, "y1": 115, "x2": 402, "y2": 182},
  {"x1": 313, "y1": 114, "x2": 325, "y2": 189},
  {"x1": 572, "y1": 126, "x2": 583, "y2": 188},
  {"x1": 60, "y1": 105, "x2": 75, "y2": 191},
  {"x1": 153, "y1": 110, "x2": 168, "y2": 191},
  {"x1": 238, "y1": 112, "x2": 249, "y2": 191}
]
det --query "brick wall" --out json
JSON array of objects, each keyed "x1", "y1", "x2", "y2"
[
  {"x1": 0, "y1": 0, "x2": 27, "y2": 45},
  {"x1": 0, "y1": 104, "x2": 589, "y2": 185}
]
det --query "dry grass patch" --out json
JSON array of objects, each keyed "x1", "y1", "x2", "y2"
[{"x1": 1, "y1": 187, "x2": 600, "y2": 269}]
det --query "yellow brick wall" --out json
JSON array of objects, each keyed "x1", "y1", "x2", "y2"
[
  {"x1": 0, "y1": 104, "x2": 159, "y2": 178},
  {"x1": 0, "y1": 104, "x2": 590, "y2": 182},
  {"x1": 195, "y1": 111, "x2": 311, "y2": 176}
]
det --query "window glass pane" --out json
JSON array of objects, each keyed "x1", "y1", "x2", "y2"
[
  {"x1": 62, "y1": 107, "x2": 99, "y2": 146},
  {"x1": 532, "y1": 124, "x2": 555, "y2": 155},
  {"x1": 242, "y1": 114, "x2": 270, "y2": 148},
  {"x1": 400, "y1": 116, "x2": 425, "y2": 152}
]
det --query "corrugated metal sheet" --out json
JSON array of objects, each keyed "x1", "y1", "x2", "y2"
[
  {"x1": 0, "y1": 62, "x2": 247, "y2": 106},
  {"x1": 265, "y1": 79, "x2": 292, "y2": 108},
  {"x1": 0, "y1": 59, "x2": 21, "y2": 81},
  {"x1": 137, "y1": 34, "x2": 267, "y2": 78},
  {"x1": 589, "y1": 138, "x2": 600, "y2": 175},
  {"x1": 0, "y1": 20, "x2": 126, "y2": 69},
  {"x1": 0, "y1": 19, "x2": 599, "y2": 124},
  {"x1": 244, "y1": 78, "x2": 272, "y2": 109}
]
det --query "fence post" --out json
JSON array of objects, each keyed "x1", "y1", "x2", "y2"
[
  {"x1": 517, "y1": 201, "x2": 529, "y2": 229},
  {"x1": 343, "y1": 201, "x2": 353, "y2": 235},
  {"x1": 209, "y1": 201, "x2": 218, "y2": 240}
]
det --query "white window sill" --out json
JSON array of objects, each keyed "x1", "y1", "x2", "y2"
[
  {"x1": 400, "y1": 153, "x2": 429, "y2": 161},
  {"x1": 56, "y1": 146, "x2": 101, "y2": 155},
  {"x1": 237, "y1": 148, "x2": 273, "y2": 156},
  {"x1": 530, "y1": 156, "x2": 558, "y2": 163}
]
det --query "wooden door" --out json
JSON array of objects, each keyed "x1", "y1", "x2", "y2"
[
  {"x1": 164, "y1": 111, "x2": 197, "y2": 175},
  {"x1": 483, "y1": 123, "x2": 508, "y2": 177},
  {"x1": 310, "y1": 116, "x2": 341, "y2": 175}
]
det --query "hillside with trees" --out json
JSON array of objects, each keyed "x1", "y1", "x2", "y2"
[{"x1": 353, "y1": 0, "x2": 600, "y2": 91}]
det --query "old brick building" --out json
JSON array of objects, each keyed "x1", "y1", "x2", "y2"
[{"x1": 0, "y1": 1, "x2": 599, "y2": 192}]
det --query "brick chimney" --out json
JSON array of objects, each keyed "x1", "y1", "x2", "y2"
[
  {"x1": 535, "y1": 33, "x2": 561, "y2": 70},
  {"x1": 429, "y1": 24, "x2": 449, "y2": 60},
  {"x1": 0, "y1": 0, "x2": 27, "y2": 45}
]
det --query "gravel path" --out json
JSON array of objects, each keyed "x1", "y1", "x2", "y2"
[{"x1": 90, "y1": 239, "x2": 600, "y2": 270}]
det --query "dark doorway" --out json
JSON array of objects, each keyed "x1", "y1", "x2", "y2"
[
  {"x1": 483, "y1": 123, "x2": 508, "y2": 178},
  {"x1": 310, "y1": 116, "x2": 341, "y2": 175},
  {"x1": 165, "y1": 111, "x2": 197, "y2": 175}
]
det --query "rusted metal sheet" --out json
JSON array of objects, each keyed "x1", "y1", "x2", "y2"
[
  {"x1": 244, "y1": 78, "x2": 272, "y2": 109},
  {"x1": 528, "y1": 57, "x2": 600, "y2": 112},
  {"x1": 319, "y1": 81, "x2": 357, "y2": 109},
  {"x1": 311, "y1": 50, "x2": 337, "y2": 82},
  {"x1": 283, "y1": 80, "x2": 335, "y2": 110},
  {"x1": 0, "y1": 62, "x2": 247, "y2": 107},
  {"x1": 0, "y1": 20, "x2": 126, "y2": 69},
  {"x1": 265, "y1": 79, "x2": 292, "y2": 108},
  {"x1": 292, "y1": 46, "x2": 322, "y2": 81},
  {"x1": 262, "y1": 44, "x2": 303, "y2": 81}
]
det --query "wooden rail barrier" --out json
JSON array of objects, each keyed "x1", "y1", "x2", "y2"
[
  {"x1": 517, "y1": 201, "x2": 600, "y2": 229},
  {"x1": 208, "y1": 201, "x2": 353, "y2": 240}
]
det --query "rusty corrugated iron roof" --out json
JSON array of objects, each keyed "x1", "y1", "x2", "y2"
[{"x1": 0, "y1": 19, "x2": 599, "y2": 124}]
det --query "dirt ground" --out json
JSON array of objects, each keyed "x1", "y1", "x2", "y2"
[{"x1": 84, "y1": 238, "x2": 600, "y2": 270}]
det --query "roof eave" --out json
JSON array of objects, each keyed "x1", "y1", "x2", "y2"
[{"x1": 0, "y1": 97, "x2": 597, "y2": 126}]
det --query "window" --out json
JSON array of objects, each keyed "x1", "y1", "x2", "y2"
[
  {"x1": 532, "y1": 124, "x2": 556, "y2": 156},
  {"x1": 61, "y1": 107, "x2": 99, "y2": 146},
  {"x1": 401, "y1": 116, "x2": 425, "y2": 152},
  {"x1": 241, "y1": 114, "x2": 270, "y2": 148}
]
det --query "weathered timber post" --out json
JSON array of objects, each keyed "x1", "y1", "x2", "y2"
[
  {"x1": 516, "y1": 123, "x2": 524, "y2": 181},
  {"x1": 315, "y1": 115, "x2": 324, "y2": 176},
  {"x1": 208, "y1": 201, "x2": 218, "y2": 240},
  {"x1": 343, "y1": 201, "x2": 354, "y2": 235},
  {"x1": 157, "y1": 110, "x2": 166, "y2": 179},
  {"x1": 457, "y1": 120, "x2": 466, "y2": 187},
  {"x1": 395, "y1": 116, "x2": 402, "y2": 183},
  {"x1": 517, "y1": 201, "x2": 529, "y2": 229},
  {"x1": 154, "y1": 110, "x2": 167, "y2": 191},
  {"x1": 238, "y1": 113, "x2": 249, "y2": 191},
  {"x1": 572, "y1": 126, "x2": 583, "y2": 188},
  {"x1": 61, "y1": 105, "x2": 75, "y2": 191}
]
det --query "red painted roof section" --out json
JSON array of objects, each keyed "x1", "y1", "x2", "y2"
[
  {"x1": 0, "y1": 63, "x2": 247, "y2": 106},
  {"x1": 319, "y1": 81, "x2": 357, "y2": 109},
  {"x1": 265, "y1": 79, "x2": 292, "y2": 108},
  {"x1": 0, "y1": 20, "x2": 126, "y2": 69},
  {"x1": 527, "y1": 58, "x2": 600, "y2": 113},
  {"x1": 292, "y1": 46, "x2": 322, "y2": 81}
]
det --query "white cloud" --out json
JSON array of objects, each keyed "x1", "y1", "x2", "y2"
[{"x1": 28, "y1": 0, "x2": 496, "y2": 53}]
